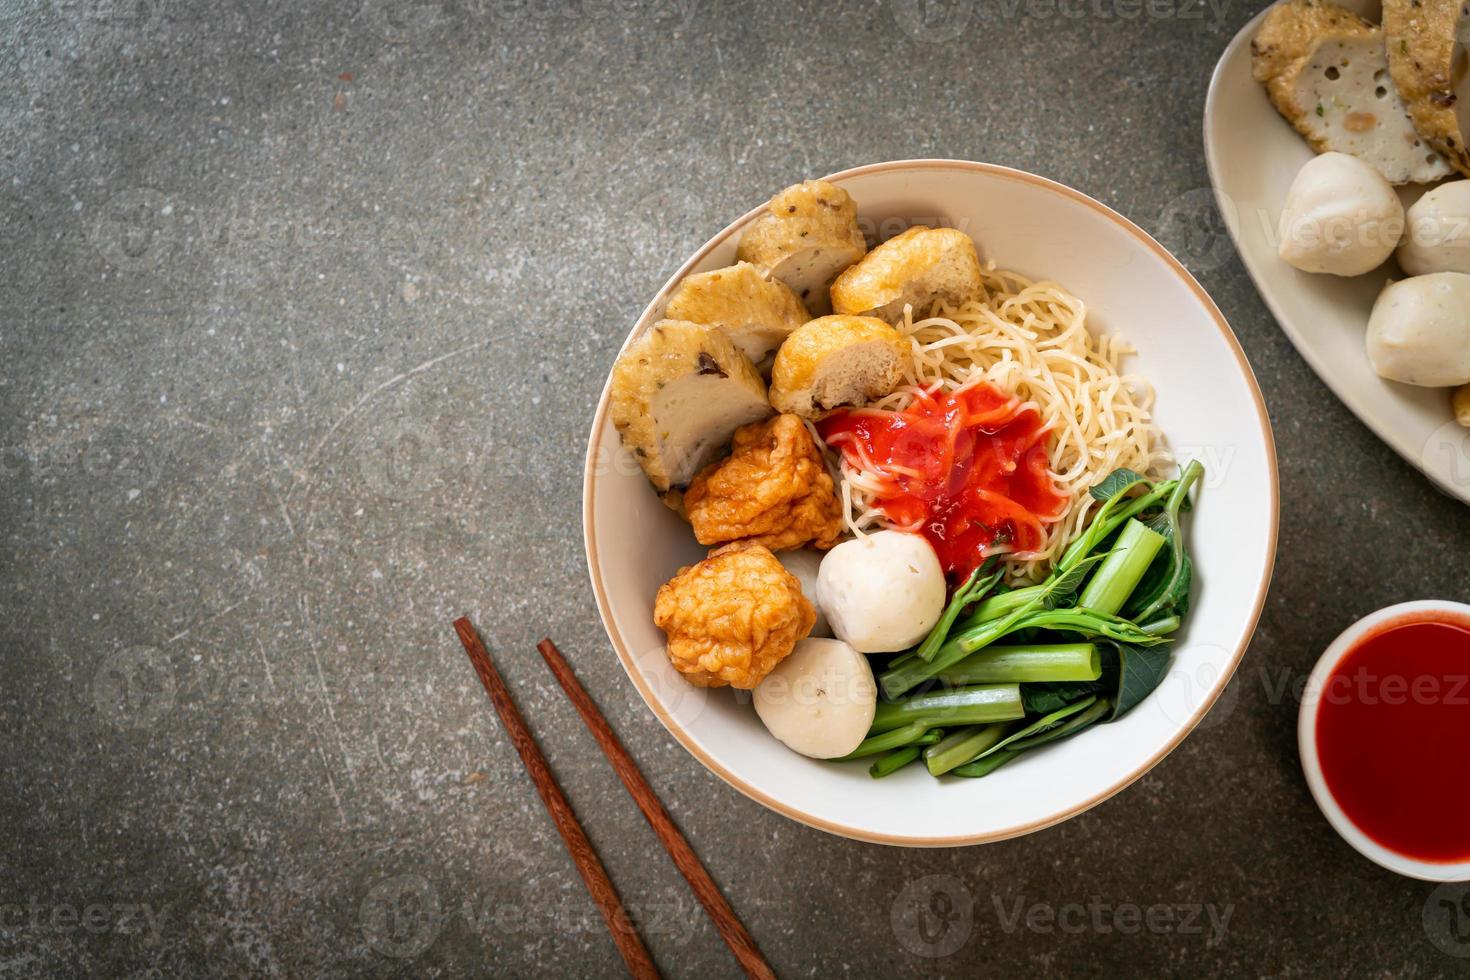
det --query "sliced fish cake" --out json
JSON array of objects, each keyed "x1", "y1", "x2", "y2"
[
  {"x1": 1253, "y1": 0, "x2": 1452, "y2": 184},
  {"x1": 737, "y1": 180, "x2": 867, "y2": 316},
  {"x1": 610, "y1": 320, "x2": 774, "y2": 494},
  {"x1": 1384, "y1": 0, "x2": 1470, "y2": 178}
]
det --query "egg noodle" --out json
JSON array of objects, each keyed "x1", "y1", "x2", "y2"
[{"x1": 809, "y1": 267, "x2": 1172, "y2": 585}]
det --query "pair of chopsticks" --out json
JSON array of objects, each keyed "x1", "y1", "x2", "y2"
[{"x1": 453, "y1": 618, "x2": 775, "y2": 980}]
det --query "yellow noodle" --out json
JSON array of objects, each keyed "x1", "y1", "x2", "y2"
[{"x1": 813, "y1": 268, "x2": 1171, "y2": 585}]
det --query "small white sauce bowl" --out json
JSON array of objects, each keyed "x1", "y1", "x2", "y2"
[{"x1": 1298, "y1": 599, "x2": 1470, "y2": 882}]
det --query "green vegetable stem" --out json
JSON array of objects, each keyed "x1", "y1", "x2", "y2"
[
  {"x1": 869, "y1": 744, "x2": 924, "y2": 778},
  {"x1": 911, "y1": 562, "x2": 1002, "y2": 663},
  {"x1": 869, "y1": 684, "x2": 1024, "y2": 733},
  {"x1": 935, "y1": 643, "x2": 1101, "y2": 685},
  {"x1": 840, "y1": 461, "x2": 1206, "y2": 780},
  {"x1": 1076, "y1": 519, "x2": 1166, "y2": 615},
  {"x1": 924, "y1": 722, "x2": 1009, "y2": 776},
  {"x1": 840, "y1": 722, "x2": 942, "y2": 760}
]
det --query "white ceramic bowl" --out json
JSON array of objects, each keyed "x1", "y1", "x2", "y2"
[
  {"x1": 584, "y1": 160, "x2": 1279, "y2": 846},
  {"x1": 1298, "y1": 600, "x2": 1470, "y2": 881}
]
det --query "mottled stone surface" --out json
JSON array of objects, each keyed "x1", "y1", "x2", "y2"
[{"x1": 3, "y1": 0, "x2": 1469, "y2": 975}]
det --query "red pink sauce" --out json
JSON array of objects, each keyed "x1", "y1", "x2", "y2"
[
  {"x1": 1314, "y1": 614, "x2": 1470, "y2": 863},
  {"x1": 817, "y1": 382, "x2": 1067, "y2": 582}
]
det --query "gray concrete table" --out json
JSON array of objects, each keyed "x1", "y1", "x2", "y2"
[{"x1": 4, "y1": 0, "x2": 1468, "y2": 975}]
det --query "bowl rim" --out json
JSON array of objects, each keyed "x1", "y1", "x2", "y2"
[
  {"x1": 582, "y1": 158, "x2": 1280, "y2": 846},
  {"x1": 1297, "y1": 599, "x2": 1470, "y2": 881}
]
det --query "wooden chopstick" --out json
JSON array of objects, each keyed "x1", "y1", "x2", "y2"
[
  {"x1": 536, "y1": 638, "x2": 777, "y2": 980},
  {"x1": 452, "y1": 618, "x2": 660, "y2": 980}
]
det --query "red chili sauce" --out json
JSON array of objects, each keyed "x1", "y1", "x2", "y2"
[
  {"x1": 817, "y1": 382, "x2": 1067, "y2": 583},
  {"x1": 1314, "y1": 614, "x2": 1470, "y2": 863}
]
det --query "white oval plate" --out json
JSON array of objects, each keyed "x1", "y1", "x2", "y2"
[
  {"x1": 585, "y1": 160, "x2": 1278, "y2": 846},
  {"x1": 1204, "y1": 0, "x2": 1470, "y2": 503}
]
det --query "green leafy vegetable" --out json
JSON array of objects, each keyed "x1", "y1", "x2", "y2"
[
  {"x1": 840, "y1": 723, "x2": 941, "y2": 760},
  {"x1": 924, "y1": 722, "x2": 1009, "y2": 776},
  {"x1": 1101, "y1": 643, "x2": 1172, "y2": 720},
  {"x1": 950, "y1": 749, "x2": 1020, "y2": 778},
  {"x1": 837, "y1": 463, "x2": 1205, "y2": 781},
  {"x1": 912, "y1": 560, "x2": 1002, "y2": 663},
  {"x1": 951, "y1": 698, "x2": 1113, "y2": 777},
  {"x1": 920, "y1": 554, "x2": 1100, "y2": 664},
  {"x1": 1076, "y1": 519, "x2": 1166, "y2": 615},
  {"x1": 1126, "y1": 460, "x2": 1204, "y2": 623},
  {"x1": 1089, "y1": 468, "x2": 1146, "y2": 502},
  {"x1": 955, "y1": 695, "x2": 1099, "y2": 767},
  {"x1": 1007, "y1": 697, "x2": 1112, "y2": 749},
  {"x1": 1139, "y1": 614, "x2": 1180, "y2": 636},
  {"x1": 869, "y1": 745, "x2": 923, "y2": 778},
  {"x1": 1058, "y1": 475, "x2": 1177, "y2": 571},
  {"x1": 1001, "y1": 608, "x2": 1170, "y2": 647},
  {"x1": 966, "y1": 584, "x2": 1043, "y2": 623},
  {"x1": 936, "y1": 643, "x2": 1100, "y2": 686},
  {"x1": 958, "y1": 552, "x2": 1103, "y2": 632},
  {"x1": 870, "y1": 684, "x2": 1025, "y2": 732},
  {"x1": 897, "y1": 552, "x2": 1104, "y2": 694},
  {"x1": 1022, "y1": 680, "x2": 1104, "y2": 715}
]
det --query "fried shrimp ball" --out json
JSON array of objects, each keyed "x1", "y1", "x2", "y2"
[
  {"x1": 684, "y1": 413, "x2": 844, "y2": 552},
  {"x1": 653, "y1": 546, "x2": 815, "y2": 689}
]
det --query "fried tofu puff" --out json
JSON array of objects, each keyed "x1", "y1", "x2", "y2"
[
  {"x1": 663, "y1": 262, "x2": 809, "y2": 369},
  {"x1": 768, "y1": 315, "x2": 911, "y2": 419},
  {"x1": 830, "y1": 226, "x2": 984, "y2": 324},
  {"x1": 737, "y1": 180, "x2": 867, "y2": 316},
  {"x1": 684, "y1": 413, "x2": 844, "y2": 552},
  {"x1": 653, "y1": 545, "x2": 815, "y2": 689}
]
